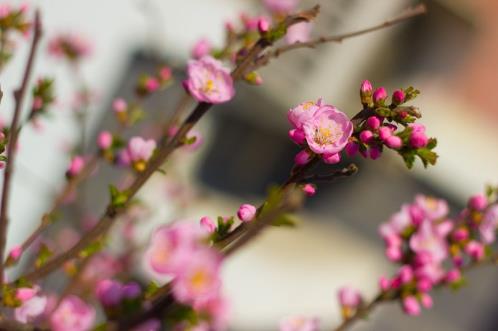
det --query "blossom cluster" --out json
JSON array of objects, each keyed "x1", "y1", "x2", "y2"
[
  {"x1": 347, "y1": 81, "x2": 438, "y2": 168},
  {"x1": 145, "y1": 223, "x2": 228, "y2": 330},
  {"x1": 0, "y1": 3, "x2": 30, "y2": 69},
  {"x1": 135, "y1": 66, "x2": 173, "y2": 97},
  {"x1": 47, "y1": 33, "x2": 92, "y2": 63},
  {"x1": 340, "y1": 191, "x2": 497, "y2": 319},
  {"x1": 28, "y1": 77, "x2": 56, "y2": 121}
]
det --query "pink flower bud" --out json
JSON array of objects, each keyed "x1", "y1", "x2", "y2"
[
  {"x1": 409, "y1": 123, "x2": 426, "y2": 133},
  {"x1": 237, "y1": 204, "x2": 257, "y2": 222},
  {"x1": 191, "y1": 38, "x2": 212, "y2": 59},
  {"x1": 379, "y1": 276, "x2": 391, "y2": 291},
  {"x1": 323, "y1": 153, "x2": 340, "y2": 164},
  {"x1": 416, "y1": 278, "x2": 433, "y2": 292},
  {"x1": 288, "y1": 129, "x2": 306, "y2": 145},
  {"x1": 145, "y1": 78, "x2": 160, "y2": 92},
  {"x1": 369, "y1": 146, "x2": 382, "y2": 160},
  {"x1": 452, "y1": 228, "x2": 469, "y2": 242},
  {"x1": 97, "y1": 131, "x2": 113, "y2": 150},
  {"x1": 398, "y1": 265, "x2": 414, "y2": 284},
  {"x1": 159, "y1": 66, "x2": 172, "y2": 81},
  {"x1": 337, "y1": 287, "x2": 362, "y2": 308},
  {"x1": 378, "y1": 126, "x2": 393, "y2": 141},
  {"x1": 8, "y1": 245, "x2": 22, "y2": 261},
  {"x1": 420, "y1": 293, "x2": 433, "y2": 309},
  {"x1": 112, "y1": 98, "x2": 127, "y2": 113},
  {"x1": 359, "y1": 130, "x2": 373, "y2": 144},
  {"x1": 345, "y1": 141, "x2": 359, "y2": 157},
  {"x1": 468, "y1": 194, "x2": 487, "y2": 211},
  {"x1": 465, "y1": 240, "x2": 485, "y2": 261},
  {"x1": 360, "y1": 80, "x2": 373, "y2": 94},
  {"x1": 386, "y1": 246, "x2": 402, "y2": 262},
  {"x1": 122, "y1": 282, "x2": 141, "y2": 299},
  {"x1": 200, "y1": 216, "x2": 216, "y2": 233},
  {"x1": 67, "y1": 156, "x2": 85, "y2": 177},
  {"x1": 302, "y1": 184, "x2": 316, "y2": 197},
  {"x1": 385, "y1": 135, "x2": 402, "y2": 149},
  {"x1": 96, "y1": 279, "x2": 123, "y2": 306},
  {"x1": 257, "y1": 17, "x2": 270, "y2": 34},
  {"x1": 366, "y1": 116, "x2": 381, "y2": 130},
  {"x1": 445, "y1": 268, "x2": 461, "y2": 283},
  {"x1": 294, "y1": 150, "x2": 312, "y2": 166},
  {"x1": 402, "y1": 296, "x2": 420, "y2": 316},
  {"x1": 33, "y1": 97, "x2": 43, "y2": 110},
  {"x1": 392, "y1": 89, "x2": 405, "y2": 104},
  {"x1": 16, "y1": 287, "x2": 38, "y2": 302},
  {"x1": 410, "y1": 132, "x2": 428, "y2": 148},
  {"x1": 373, "y1": 87, "x2": 387, "y2": 104}
]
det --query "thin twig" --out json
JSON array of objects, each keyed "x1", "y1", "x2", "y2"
[
  {"x1": 298, "y1": 163, "x2": 358, "y2": 183},
  {"x1": 253, "y1": 4, "x2": 427, "y2": 71},
  {"x1": 0, "y1": 10, "x2": 43, "y2": 285}
]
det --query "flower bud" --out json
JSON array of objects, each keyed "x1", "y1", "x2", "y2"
[
  {"x1": 465, "y1": 240, "x2": 484, "y2": 261},
  {"x1": 257, "y1": 17, "x2": 270, "y2": 34},
  {"x1": 237, "y1": 204, "x2": 257, "y2": 222},
  {"x1": 345, "y1": 141, "x2": 359, "y2": 157},
  {"x1": 378, "y1": 126, "x2": 393, "y2": 141},
  {"x1": 366, "y1": 116, "x2": 381, "y2": 130},
  {"x1": 402, "y1": 296, "x2": 420, "y2": 316},
  {"x1": 360, "y1": 80, "x2": 373, "y2": 105},
  {"x1": 392, "y1": 89, "x2": 405, "y2": 105},
  {"x1": 410, "y1": 132, "x2": 428, "y2": 148},
  {"x1": 468, "y1": 194, "x2": 487, "y2": 211},
  {"x1": 385, "y1": 135, "x2": 402, "y2": 149},
  {"x1": 288, "y1": 129, "x2": 306, "y2": 145},
  {"x1": 359, "y1": 130, "x2": 373, "y2": 144},
  {"x1": 294, "y1": 150, "x2": 312, "y2": 166},
  {"x1": 112, "y1": 98, "x2": 127, "y2": 113},
  {"x1": 323, "y1": 153, "x2": 340, "y2": 164},
  {"x1": 200, "y1": 216, "x2": 216, "y2": 233},
  {"x1": 97, "y1": 131, "x2": 113, "y2": 150},
  {"x1": 96, "y1": 279, "x2": 123, "y2": 307},
  {"x1": 373, "y1": 87, "x2": 387, "y2": 104},
  {"x1": 369, "y1": 146, "x2": 382, "y2": 160},
  {"x1": 420, "y1": 293, "x2": 433, "y2": 309},
  {"x1": 302, "y1": 184, "x2": 316, "y2": 197}
]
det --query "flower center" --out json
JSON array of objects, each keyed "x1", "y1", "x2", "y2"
[
  {"x1": 190, "y1": 269, "x2": 209, "y2": 291},
  {"x1": 313, "y1": 122, "x2": 343, "y2": 146},
  {"x1": 202, "y1": 79, "x2": 215, "y2": 94}
]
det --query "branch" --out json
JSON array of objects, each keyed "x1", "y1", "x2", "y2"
[
  {"x1": 253, "y1": 4, "x2": 426, "y2": 70},
  {"x1": 298, "y1": 163, "x2": 358, "y2": 184},
  {"x1": 0, "y1": 10, "x2": 43, "y2": 285},
  {"x1": 16, "y1": 5, "x2": 322, "y2": 284},
  {"x1": 331, "y1": 255, "x2": 498, "y2": 331}
]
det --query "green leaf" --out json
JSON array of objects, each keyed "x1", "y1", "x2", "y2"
[
  {"x1": 79, "y1": 239, "x2": 105, "y2": 258},
  {"x1": 272, "y1": 213, "x2": 298, "y2": 227},
  {"x1": 400, "y1": 150, "x2": 416, "y2": 169},
  {"x1": 375, "y1": 107, "x2": 392, "y2": 117},
  {"x1": 109, "y1": 185, "x2": 128, "y2": 208},
  {"x1": 35, "y1": 243, "x2": 53, "y2": 269},
  {"x1": 416, "y1": 148, "x2": 438, "y2": 168},
  {"x1": 144, "y1": 281, "x2": 160, "y2": 299}
]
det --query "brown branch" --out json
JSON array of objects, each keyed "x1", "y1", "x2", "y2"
[
  {"x1": 253, "y1": 3, "x2": 427, "y2": 70},
  {"x1": 331, "y1": 255, "x2": 498, "y2": 331},
  {"x1": 298, "y1": 163, "x2": 358, "y2": 184},
  {"x1": 15, "y1": 5, "x2": 322, "y2": 284},
  {"x1": 0, "y1": 10, "x2": 43, "y2": 285}
]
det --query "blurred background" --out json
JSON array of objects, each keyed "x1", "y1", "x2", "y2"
[{"x1": 1, "y1": 0, "x2": 498, "y2": 330}]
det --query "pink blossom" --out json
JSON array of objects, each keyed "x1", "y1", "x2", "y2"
[
  {"x1": 480, "y1": 205, "x2": 498, "y2": 244},
  {"x1": 172, "y1": 248, "x2": 222, "y2": 306},
  {"x1": 303, "y1": 105, "x2": 353, "y2": 155},
  {"x1": 452, "y1": 228, "x2": 469, "y2": 242},
  {"x1": 193, "y1": 295, "x2": 230, "y2": 331},
  {"x1": 410, "y1": 219, "x2": 448, "y2": 263},
  {"x1": 200, "y1": 216, "x2": 216, "y2": 234},
  {"x1": 415, "y1": 195, "x2": 448, "y2": 220},
  {"x1": 445, "y1": 268, "x2": 461, "y2": 283},
  {"x1": 0, "y1": 4, "x2": 11, "y2": 18},
  {"x1": 279, "y1": 316, "x2": 320, "y2": 331},
  {"x1": 302, "y1": 184, "x2": 316, "y2": 196},
  {"x1": 191, "y1": 38, "x2": 212, "y2": 59},
  {"x1": 237, "y1": 204, "x2": 257, "y2": 222},
  {"x1": 127, "y1": 136, "x2": 156, "y2": 169},
  {"x1": 50, "y1": 295, "x2": 95, "y2": 331},
  {"x1": 378, "y1": 126, "x2": 393, "y2": 141},
  {"x1": 402, "y1": 296, "x2": 420, "y2": 316},
  {"x1": 97, "y1": 131, "x2": 113, "y2": 150},
  {"x1": 468, "y1": 193, "x2": 487, "y2": 211},
  {"x1": 359, "y1": 130, "x2": 373, "y2": 144},
  {"x1": 14, "y1": 289, "x2": 47, "y2": 323},
  {"x1": 145, "y1": 223, "x2": 202, "y2": 275},
  {"x1": 409, "y1": 123, "x2": 426, "y2": 133},
  {"x1": 185, "y1": 56, "x2": 234, "y2": 104},
  {"x1": 294, "y1": 149, "x2": 312, "y2": 166},
  {"x1": 263, "y1": 0, "x2": 299, "y2": 13},
  {"x1": 337, "y1": 286, "x2": 362, "y2": 308},
  {"x1": 398, "y1": 265, "x2": 414, "y2": 284},
  {"x1": 112, "y1": 98, "x2": 127, "y2": 113},
  {"x1": 47, "y1": 33, "x2": 92, "y2": 62},
  {"x1": 288, "y1": 100, "x2": 321, "y2": 130},
  {"x1": 379, "y1": 276, "x2": 391, "y2": 291},
  {"x1": 258, "y1": 17, "x2": 271, "y2": 34},
  {"x1": 33, "y1": 96, "x2": 43, "y2": 110},
  {"x1": 286, "y1": 22, "x2": 312, "y2": 44},
  {"x1": 67, "y1": 156, "x2": 85, "y2": 177}
]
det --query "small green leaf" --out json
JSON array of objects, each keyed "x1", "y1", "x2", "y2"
[
  {"x1": 144, "y1": 281, "x2": 160, "y2": 299},
  {"x1": 272, "y1": 213, "x2": 298, "y2": 227},
  {"x1": 35, "y1": 243, "x2": 53, "y2": 269},
  {"x1": 109, "y1": 185, "x2": 128, "y2": 208},
  {"x1": 79, "y1": 239, "x2": 105, "y2": 258},
  {"x1": 375, "y1": 107, "x2": 392, "y2": 117}
]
